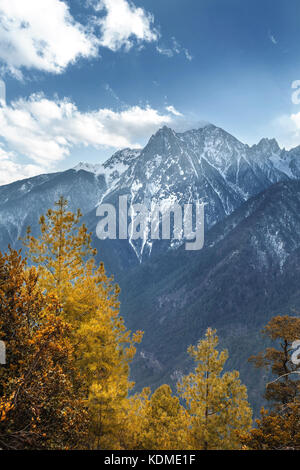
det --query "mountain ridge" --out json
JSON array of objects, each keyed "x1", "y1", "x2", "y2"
[
  {"x1": 0, "y1": 123, "x2": 300, "y2": 267},
  {"x1": 117, "y1": 179, "x2": 300, "y2": 413}
]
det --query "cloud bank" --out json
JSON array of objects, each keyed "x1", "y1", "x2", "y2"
[
  {"x1": 0, "y1": 0, "x2": 160, "y2": 78},
  {"x1": 93, "y1": 0, "x2": 158, "y2": 51},
  {"x1": 0, "y1": 0, "x2": 98, "y2": 78},
  {"x1": 0, "y1": 93, "x2": 184, "y2": 182}
]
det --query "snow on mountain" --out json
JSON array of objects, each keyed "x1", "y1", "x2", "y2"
[
  {"x1": 0, "y1": 124, "x2": 300, "y2": 263},
  {"x1": 74, "y1": 162, "x2": 103, "y2": 174},
  {"x1": 74, "y1": 148, "x2": 141, "y2": 203},
  {"x1": 74, "y1": 148, "x2": 141, "y2": 179},
  {"x1": 88, "y1": 124, "x2": 300, "y2": 260}
]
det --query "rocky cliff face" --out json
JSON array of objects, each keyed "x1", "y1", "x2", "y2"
[{"x1": 118, "y1": 180, "x2": 300, "y2": 414}]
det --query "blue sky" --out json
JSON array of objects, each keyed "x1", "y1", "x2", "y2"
[{"x1": 0, "y1": 0, "x2": 300, "y2": 184}]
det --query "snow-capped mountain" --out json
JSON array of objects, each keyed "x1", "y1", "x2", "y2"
[
  {"x1": 80, "y1": 124, "x2": 300, "y2": 260},
  {"x1": 0, "y1": 124, "x2": 299, "y2": 266},
  {"x1": 74, "y1": 147, "x2": 141, "y2": 197}
]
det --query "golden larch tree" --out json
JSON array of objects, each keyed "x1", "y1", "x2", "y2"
[
  {"x1": 23, "y1": 197, "x2": 142, "y2": 449},
  {"x1": 116, "y1": 385, "x2": 189, "y2": 450},
  {"x1": 142, "y1": 385, "x2": 190, "y2": 450},
  {"x1": 178, "y1": 328, "x2": 252, "y2": 450}
]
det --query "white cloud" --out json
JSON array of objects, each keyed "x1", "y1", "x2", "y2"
[
  {"x1": 0, "y1": 0, "x2": 99, "y2": 78},
  {"x1": 0, "y1": 92, "x2": 183, "y2": 183},
  {"x1": 104, "y1": 83, "x2": 121, "y2": 103},
  {"x1": 156, "y1": 37, "x2": 192, "y2": 61},
  {"x1": 0, "y1": 0, "x2": 160, "y2": 78},
  {"x1": 0, "y1": 79, "x2": 5, "y2": 106},
  {"x1": 272, "y1": 113, "x2": 300, "y2": 149},
  {"x1": 0, "y1": 147, "x2": 43, "y2": 185},
  {"x1": 165, "y1": 106, "x2": 183, "y2": 117},
  {"x1": 184, "y1": 49, "x2": 193, "y2": 62},
  {"x1": 290, "y1": 112, "x2": 300, "y2": 132},
  {"x1": 93, "y1": 0, "x2": 158, "y2": 51},
  {"x1": 269, "y1": 33, "x2": 278, "y2": 45},
  {"x1": 156, "y1": 46, "x2": 174, "y2": 58}
]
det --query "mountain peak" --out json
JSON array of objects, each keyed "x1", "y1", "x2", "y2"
[
  {"x1": 104, "y1": 148, "x2": 141, "y2": 167},
  {"x1": 255, "y1": 137, "x2": 281, "y2": 153},
  {"x1": 141, "y1": 125, "x2": 179, "y2": 158},
  {"x1": 154, "y1": 125, "x2": 176, "y2": 137},
  {"x1": 74, "y1": 162, "x2": 102, "y2": 173}
]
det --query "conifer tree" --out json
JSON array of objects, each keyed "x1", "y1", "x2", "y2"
[
  {"x1": 178, "y1": 328, "x2": 252, "y2": 450},
  {"x1": 117, "y1": 386, "x2": 189, "y2": 450},
  {"x1": 116, "y1": 388, "x2": 150, "y2": 450},
  {"x1": 0, "y1": 249, "x2": 87, "y2": 449},
  {"x1": 142, "y1": 385, "x2": 189, "y2": 450},
  {"x1": 23, "y1": 197, "x2": 142, "y2": 449}
]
